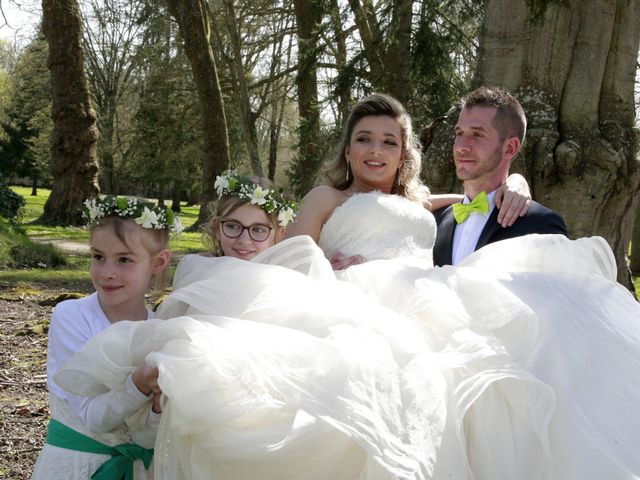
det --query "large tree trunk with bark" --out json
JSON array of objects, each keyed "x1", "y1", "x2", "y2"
[
  {"x1": 423, "y1": 0, "x2": 640, "y2": 288},
  {"x1": 290, "y1": 0, "x2": 323, "y2": 196},
  {"x1": 165, "y1": 0, "x2": 230, "y2": 227},
  {"x1": 39, "y1": 0, "x2": 100, "y2": 226}
]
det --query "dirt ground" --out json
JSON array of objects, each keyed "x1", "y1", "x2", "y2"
[{"x1": 0, "y1": 280, "x2": 93, "y2": 480}]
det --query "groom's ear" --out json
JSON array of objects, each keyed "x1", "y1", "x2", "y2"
[{"x1": 503, "y1": 137, "x2": 521, "y2": 163}]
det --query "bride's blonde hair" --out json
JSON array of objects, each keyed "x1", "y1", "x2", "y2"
[{"x1": 324, "y1": 93, "x2": 429, "y2": 203}]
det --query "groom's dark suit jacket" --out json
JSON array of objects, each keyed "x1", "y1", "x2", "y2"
[{"x1": 432, "y1": 201, "x2": 568, "y2": 267}]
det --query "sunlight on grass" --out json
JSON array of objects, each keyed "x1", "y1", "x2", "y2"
[
  {"x1": 12, "y1": 186, "x2": 49, "y2": 223},
  {"x1": 170, "y1": 231, "x2": 204, "y2": 253},
  {"x1": 0, "y1": 269, "x2": 90, "y2": 285},
  {"x1": 10, "y1": 186, "x2": 203, "y2": 254},
  {"x1": 9, "y1": 186, "x2": 640, "y2": 296},
  {"x1": 2, "y1": 187, "x2": 205, "y2": 289}
]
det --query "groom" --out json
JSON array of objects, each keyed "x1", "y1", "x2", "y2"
[{"x1": 432, "y1": 86, "x2": 567, "y2": 266}]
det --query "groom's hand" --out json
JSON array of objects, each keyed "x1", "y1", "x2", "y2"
[{"x1": 331, "y1": 252, "x2": 367, "y2": 270}]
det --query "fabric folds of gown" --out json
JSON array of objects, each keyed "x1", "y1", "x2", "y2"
[{"x1": 57, "y1": 192, "x2": 640, "y2": 480}]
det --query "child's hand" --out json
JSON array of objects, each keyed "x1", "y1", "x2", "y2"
[{"x1": 132, "y1": 366, "x2": 161, "y2": 397}]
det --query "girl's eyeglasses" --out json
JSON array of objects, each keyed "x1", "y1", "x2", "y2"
[{"x1": 221, "y1": 221, "x2": 273, "y2": 242}]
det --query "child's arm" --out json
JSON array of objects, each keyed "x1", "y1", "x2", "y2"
[
  {"x1": 64, "y1": 375, "x2": 154, "y2": 432},
  {"x1": 48, "y1": 300, "x2": 155, "y2": 433}
]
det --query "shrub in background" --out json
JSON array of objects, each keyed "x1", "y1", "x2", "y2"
[{"x1": 0, "y1": 181, "x2": 25, "y2": 223}]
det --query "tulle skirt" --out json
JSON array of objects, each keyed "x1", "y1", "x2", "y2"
[{"x1": 56, "y1": 235, "x2": 640, "y2": 479}]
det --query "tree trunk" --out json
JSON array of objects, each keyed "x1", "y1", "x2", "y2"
[
  {"x1": 165, "y1": 0, "x2": 230, "y2": 227},
  {"x1": 384, "y1": 0, "x2": 412, "y2": 104},
  {"x1": 39, "y1": 0, "x2": 100, "y2": 226},
  {"x1": 290, "y1": 0, "x2": 323, "y2": 196},
  {"x1": 347, "y1": 0, "x2": 412, "y2": 103},
  {"x1": 267, "y1": 93, "x2": 283, "y2": 182},
  {"x1": 171, "y1": 180, "x2": 182, "y2": 213},
  {"x1": 98, "y1": 118, "x2": 116, "y2": 193},
  {"x1": 423, "y1": 0, "x2": 640, "y2": 288},
  {"x1": 328, "y1": 0, "x2": 351, "y2": 126},
  {"x1": 220, "y1": 0, "x2": 264, "y2": 177},
  {"x1": 267, "y1": 24, "x2": 294, "y2": 183},
  {"x1": 631, "y1": 203, "x2": 640, "y2": 274}
]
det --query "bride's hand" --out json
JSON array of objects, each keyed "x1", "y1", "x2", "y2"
[
  {"x1": 495, "y1": 173, "x2": 531, "y2": 227},
  {"x1": 331, "y1": 252, "x2": 366, "y2": 270}
]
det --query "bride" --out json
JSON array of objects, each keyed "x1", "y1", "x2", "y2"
[{"x1": 56, "y1": 95, "x2": 640, "y2": 480}]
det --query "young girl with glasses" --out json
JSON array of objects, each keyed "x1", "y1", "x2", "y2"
[{"x1": 200, "y1": 171, "x2": 297, "y2": 260}]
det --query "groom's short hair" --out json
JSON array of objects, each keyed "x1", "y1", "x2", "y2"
[{"x1": 461, "y1": 87, "x2": 527, "y2": 144}]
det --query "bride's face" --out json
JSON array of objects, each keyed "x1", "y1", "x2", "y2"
[
  {"x1": 345, "y1": 115, "x2": 403, "y2": 193},
  {"x1": 216, "y1": 203, "x2": 278, "y2": 260}
]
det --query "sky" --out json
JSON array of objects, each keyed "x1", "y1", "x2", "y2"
[{"x1": 0, "y1": 0, "x2": 40, "y2": 47}]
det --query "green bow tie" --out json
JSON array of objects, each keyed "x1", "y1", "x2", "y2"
[{"x1": 452, "y1": 191, "x2": 490, "y2": 224}]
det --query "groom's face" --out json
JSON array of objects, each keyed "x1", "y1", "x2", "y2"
[{"x1": 453, "y1": 106, "x2": 508, "y2": 185}]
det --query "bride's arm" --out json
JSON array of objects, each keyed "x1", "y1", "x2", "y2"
[
  {"x1": 494, "y1": 173, "x2": 531, "y2": 227},
  {"x1": 285, "y1": 186, "x2": 344, "y2": 243},
  {"x1": 427, "y1": 194, "x2": 464, "y2": 211}
]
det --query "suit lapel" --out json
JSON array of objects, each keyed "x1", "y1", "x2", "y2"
[
  {"x1": 434, "y1": 207, "x2": 457, "y2": 266},
  {"x1": 475, "y1": 207, "x2": 500, "y2": 251}
]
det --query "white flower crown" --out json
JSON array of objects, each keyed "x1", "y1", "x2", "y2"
[
  {"x1": 214, "y1": 171, "x2": 298, "y2": 227},
  {"x1": 83, "y1": 196, "x2": 184, "y2": 233}
]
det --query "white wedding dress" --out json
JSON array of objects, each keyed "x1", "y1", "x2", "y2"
[{"x1": 56, "y1": 192, "x2": 640, "y2": 480}]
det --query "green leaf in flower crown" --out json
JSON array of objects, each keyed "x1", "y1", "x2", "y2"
[
  {"x1": 165, "y1": 209, "x2": 175, "y2": 225},
  {"x1": 229, "y1": 178, "x2": 238, "y2": 190},
  {"x1": 116, "y1": 197, "x2": 128, "y2": 210}
]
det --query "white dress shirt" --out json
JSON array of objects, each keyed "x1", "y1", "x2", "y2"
[{"x1": 451, "y1": 190, "x2": 496, "y2": 265}]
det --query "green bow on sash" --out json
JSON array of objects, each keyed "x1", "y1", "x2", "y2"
[
  {"x1": 46, "y1": 419, "x2": 153, "y2": 480},
  {"x1": 452, "y1": 191, "x2": 490, "y2": 224}
]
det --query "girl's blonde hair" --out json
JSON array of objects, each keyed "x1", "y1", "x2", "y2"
[
  {"x1": 202, "y1": 178, "x2": 281, "y2": 257},
  {"x1": 89, "y1": 216, "x2": 170, "y2": 289},
  {"x1": 324, "y1": 93, "x2": 429, "y2": 202}
]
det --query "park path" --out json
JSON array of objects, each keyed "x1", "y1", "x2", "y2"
[
  {"x1": 31, "y1": 238, "x2": 90, "y2": 254},
  {"x1": 30, "y1": 237, "x2": 186, "y2": 264}
]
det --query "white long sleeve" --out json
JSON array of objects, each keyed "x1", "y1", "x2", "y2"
[
  {"x1": 47, "y1": 294, "x2": 156, "y2": 433},
  {"x1": 64, "y1": 374, "x2": 152, "y2": 433}
]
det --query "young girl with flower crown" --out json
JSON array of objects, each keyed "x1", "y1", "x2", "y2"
[
  {"x1": 31, "y1": 197, "x2": 182, "y2": 480},
  {"x1": 164, "y1": 172, "x2": 297, "y2": 296},
  {"x1": 200, "y1": 171, "x2": 297, "y2": 259}
]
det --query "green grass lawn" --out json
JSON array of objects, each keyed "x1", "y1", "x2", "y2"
[
  {"x1": 11, "y1": 186, "x2": 205, "y2": 253},
  {"x1": 2, "y1": 187, "x2": 206, "y2": 288},
  {"x1": 6, "y1": 186, "x2": 640, "y2": 297}
]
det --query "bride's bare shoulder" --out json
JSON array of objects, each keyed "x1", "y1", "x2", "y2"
[
  {"x1": 304, "y1": 186, "x2": 348, "y2": 207},
  {"x1": 285, "y1": 186, "x2": 348, "y2": 241}
]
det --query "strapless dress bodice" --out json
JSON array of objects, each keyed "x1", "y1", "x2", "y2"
[{"x1": 318, "y1": 192, "x2": 435, "y2": 265}]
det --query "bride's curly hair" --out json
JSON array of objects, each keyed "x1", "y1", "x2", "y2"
[{"x1": 324, "y1": 93, "x2": 429, "y2": 203}]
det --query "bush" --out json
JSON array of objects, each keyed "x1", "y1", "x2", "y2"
[
  {"x1": 9, "y1": 242, "x2": 67, "y2": 269},
  {"x1": 0, "y1": 218, "x2": 67, "y2": 269},
  {"x1": 0, "y1": 181, "x2": 25, "y2": 223}
]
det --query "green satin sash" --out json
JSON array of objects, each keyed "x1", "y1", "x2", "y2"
[{"x1": 45, "y1": 419, "x2": 153, "y2": 480}]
